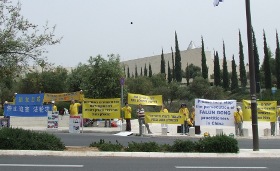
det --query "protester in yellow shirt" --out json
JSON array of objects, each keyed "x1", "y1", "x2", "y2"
[
  {"x1": 51, "y1": 101, "x2": 57, "y2": 111},
  {"x1": 160, "y1": 105, "x2": 169, "y2": 133},
  {"x1": 234, "y1": 106, "x2": 243, "y2": 136},
  {"x1": 69, "y1": 100, "x2": 81, "y2": 116},
  {"x1": 121, "y1": 102, "x2": 132, "y2": 131},
  {"x1": 179, "y1": 103, "x2": 190, "y2": 135}
]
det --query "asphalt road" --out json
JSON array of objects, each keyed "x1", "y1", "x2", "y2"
[
  {"x1": 53, "y1": 132, "x2": 280, "y2": 149},
  {"x1": 0, "y1": 156, "x2": 278, "y2": 171}
]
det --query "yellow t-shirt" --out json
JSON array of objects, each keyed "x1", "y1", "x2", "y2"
[
  {"x1": 69, "y1": 103, "x2": 81, "y2": 116},
  {"x1": 179, "y1": 107, "x2": 189, "y2": 121},
  {"x1": 160, "y1": 108, "x2": 169, "y2": 113},
  {"x1": 122, "y1": 106, "x2": 132, "y2": 119},
  {"x1": 191, "y1": 111, "x2": 195, "y2": 122},
  {"x1": 234, "y1": 110, "x2": 243, "y2": 123},
  {"x1": 53, "y1": 105, "x2": 57, "y2": 111}
]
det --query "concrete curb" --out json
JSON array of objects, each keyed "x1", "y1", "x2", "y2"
[{"x1": 1, "y1": 149, "x2": 280, "y2": 158}]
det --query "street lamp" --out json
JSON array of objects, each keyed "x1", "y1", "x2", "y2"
[{"x1": 245, "y1": 0, "x2": 259, "y2": 151}]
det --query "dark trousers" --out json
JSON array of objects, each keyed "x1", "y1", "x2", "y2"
[
  {"x1": 181, "y1": 121, "x2": 189, "y2": 134},
  {"x1": 126, "y1": 118, "x2": 131, "y2": 131}
]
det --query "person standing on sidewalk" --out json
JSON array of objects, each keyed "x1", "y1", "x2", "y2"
[
  {"x1": 160, "y1": 105, "x2": 169, "y2": 133},
  {"x1": 122, "y1": 102, "x2": 132, "y2": 131},
  {"x1": 69, "y1": 99, "x2": 81, "y2": 116},
  {"x1": 234, "y1": 106, "x2": 243, "y2": 136},
  {"x1": 51, "y1": 101, "x2": 57, "y2": 111},
  {"x1": 179, "y1": 103, "x2": 190, "y2": 135},
  {"x1": 137, "y1": 104, "x2": 152, "y2": 135}
]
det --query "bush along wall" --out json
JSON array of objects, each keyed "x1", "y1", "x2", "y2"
[
  {"x1": 90, "y1": 134, "x2": 239, "y2": 153},
  {"x1": 0, "y1": 127, "x2": 65, "y2": 151}
]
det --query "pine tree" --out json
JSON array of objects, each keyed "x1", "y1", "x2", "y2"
[
  {"x1": 149, "y1": 63, "x2": 152, "y2": 77},
  {"x1": 263, "y1": 30, "x2": 272, "y2": 89},
  {"x1": 171, "y1": 47, "x2": 175, "y2": 81},
  {"x1": 160, "y1": 48, "x2": 166, "y2": 74},
  {"x1": 239, "y1": 30, "x2": 247, "y2": 89},
  {"x1": 253, "y1": 28, "x2": 261, "y2": 93},
  {"x1": 127, "y1": 67, "x2": 130, "y2": 78},
  {"x1": 135, "y1": 65, "x2": 138, "y2": 78},
  {"x1": 201, "y1": 36, "x2": 208, "y2": 79},
  {"x1": 186, "y1": 63, "x2": 190, "y2": 86},
  {"x1": 214, "y1": 51, "x2": 221, "y2": 86},
  {"x1": 231, "y1": 55, "x2": 239, "y2": 91},
  {"x1": 174, "y1": 31, "x2": 182, "y2": 82},
  {"x1": 276, "y1": 31, "x2": 280, "y2": 89},
  {"x1": 222, "y1": 41, "x2": 229, "y2": 90},
  {"x1": 144, "y1": 63, "x2": 147, "y2": 77},
  {"x1": 140, "y1": 67, "x2": 143, "y2": 76},
  {"x1": 167, "y1": 61, "x2": 172, "y2": 83}
]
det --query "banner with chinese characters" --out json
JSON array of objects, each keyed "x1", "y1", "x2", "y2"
[
  {"x1": 145, "y1": 112, "x2": 184, "y2": 124},
  {"x1": 44, "y1": 91, "x2": 84, "y2": 102},
  {"x1": 15, "y1": 93, "x2": 44, "y2": 105},
  {"x1": 127, "y1": 93, "x2": 162, "y2": 106},
  {"x1": 82, "y1": 98, "x2": 121, "y2": 119},
  {"x1": 4, "y1": 104, "x2": 52, "y2": 117},
  {"x1": 242, "y1": 100, "x2": 277, "y2": 122},
  {"x1": 195, "y1": 99, "x2": 236, "y2": 126}
]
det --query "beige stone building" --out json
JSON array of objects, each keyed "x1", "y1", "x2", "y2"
[{"x1": 121, "y1": 42, "x2": 216, "y2": 79}]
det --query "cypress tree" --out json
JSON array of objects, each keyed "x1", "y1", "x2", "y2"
[
  {"x1": 144, "y1": 63, "x2": 147, "y2": 77},
  {"x1": 214, "y1": 51, "x2": 221, "y2": 86},
  {"x1": 149, "y1": 63, "x2": 152, "y2": 77},
  {"x1": 167, "y1": 61, "x2": 172, "y2": 83},
  {"x1": 127, "y1": 67, "x2": 130, "y2": 78},
  {"x1": 186, "y1": 63, "x2": 190, "y2": 86},
  {"x1": 140, "y1": 67, "x2": 143, "y2": 76},
  {"x1": 135, "y1": 65, "x2": 138, "y2": 78},
  {"x1": 201, "y1": 36, "x2": 208, "y2": 79},
  {"x1": 222, "y1": 41, "x2": 229, "y2": 90},
  {"x1": 171, "y1": 47, "x2": 175, "y2": 81},
  {"x1": 276, "y1": 31, "x2": 280, "y2": 89},
  {"x1": 239, "y1": 30, "x2": 247, "y2": 89},
  {"x1": 160, "y1": 48, "x2": 166, "y2": 75},
  {"x1": 231, "y1": 55, "x2": 239, "y2": 91},
  {"x1": 174, "y1": 31, "x2": 182, "y2": 82},
  {"x1": 253, "y1": 28, "x2": 261, "y2": 93},
  {"x1": 263, "y1": 30, "x2": 272, "y2": 89}
]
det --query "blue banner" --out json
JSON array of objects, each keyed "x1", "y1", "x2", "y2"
[
  {"x1": 4, "y1": 105, "x2": 52, "y2": 117},
  {"x1": 15, "y1": 93, "x2": 44, "y2": 105}
]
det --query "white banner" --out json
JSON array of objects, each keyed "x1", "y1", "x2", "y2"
[{"x1": 195, "y1": 99, "x2": 236, "y2": 126}]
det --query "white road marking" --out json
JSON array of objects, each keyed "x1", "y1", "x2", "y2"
[
  {"x1": 175, "y1": 166, "x2": 267, "y2": 169},
  {"x1": 0, "y1": 164, "x2": 83, "y2": 168}
]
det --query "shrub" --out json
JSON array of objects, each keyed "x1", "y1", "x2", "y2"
[
  {"x1": 89, "y1": 139, "x2": 123, "y2": 151},
  {"x1": 170, "y1": 139, "x2": 196, "y2": 152},
  {"x1": 195, "y1": 134, "x2": 239, "y2": 153},
  {"x1": 0, "y1": 128, "x2": 65, "y2": 151},
  {"x1": 125, "y1": 141, "x2": 161, "y2": 152}
]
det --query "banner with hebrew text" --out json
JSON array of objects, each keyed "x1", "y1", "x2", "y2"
[
  {"x1": 44, "y1": 91, "x2": 84, "y2": 102},
  {"x1": 82, "y1": 98, "x2": 121, "y2": 119},
  {"x1": 145, "y1": 112, "x2": 184, "y2": 124},
  {"x1": 127, "y1": 93, "x2": 162, "y2": 106},
  {"x1": 242, "y1": 100, "x2": 277, "y2": 122}
]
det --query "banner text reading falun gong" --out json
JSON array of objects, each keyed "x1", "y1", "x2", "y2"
[{"x1": 195, "y1": 99, "x2": 236, "y2": 126}]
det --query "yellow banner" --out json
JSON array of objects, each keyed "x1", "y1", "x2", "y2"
[
  {"x1": 243, "y1": 100, "x2": 277, "y2": 122},
  {"x1": 44, "y1": 91, "x2": 84, "y2": 102},
  {"x1": 82, "y1": 98, "x2": 121, "y2": 119},
  {"x1": 127, "y1": 93, "x2": 162, "y2": 106},
  {"x1": 145, "y1": 112, "x2": 184, "y2": 124}
]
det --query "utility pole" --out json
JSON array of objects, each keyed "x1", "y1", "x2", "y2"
[{"x1": 245, "y1": 0, "x2": 259, "y2": 151}]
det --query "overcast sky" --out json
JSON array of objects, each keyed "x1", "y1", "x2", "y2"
[{"x1": 19, "y1": 0, "x2": 280, "y2": 67}]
